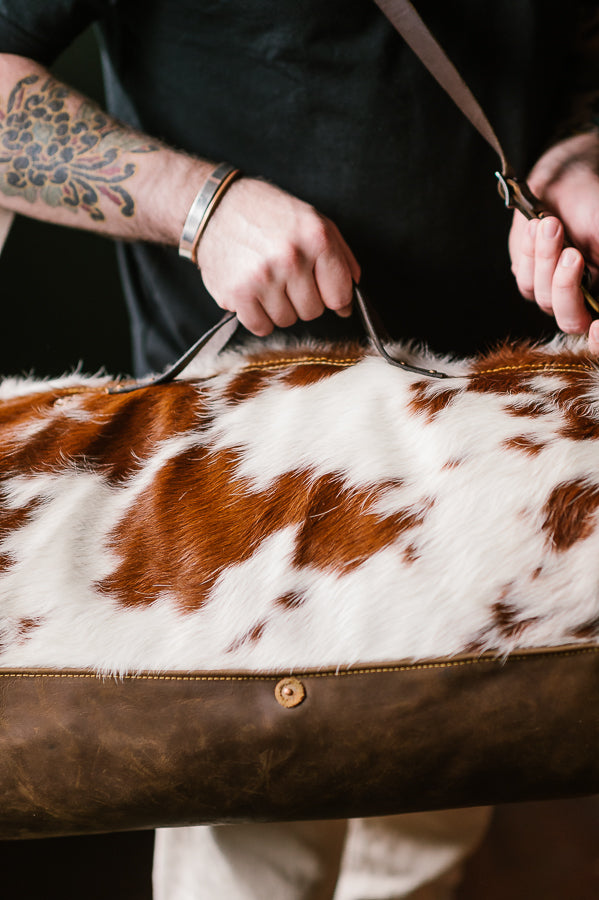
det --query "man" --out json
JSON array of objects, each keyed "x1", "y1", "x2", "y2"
[{"x1": 0, "y1": 1, "x2": 597, "y2": 898}]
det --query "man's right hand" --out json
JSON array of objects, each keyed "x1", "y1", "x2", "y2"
[{"x1": 196, "y1": 177, "x2": 361, "y2": 336}]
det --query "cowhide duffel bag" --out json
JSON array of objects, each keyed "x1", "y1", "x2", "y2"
[{"x1": 1, "y1": 323, "x2": 598, "y2": 839}]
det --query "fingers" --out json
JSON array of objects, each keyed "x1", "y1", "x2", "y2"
[
  {"x1": 552, "y1": 247, "x2": 590, "y2": 334},
  {"x1": 533, "y1": 218, "x2": 563, "y2": 313},
  {"x1": 314, "y1": 219, "x2": 360, "y2": 318},
  {"x1": 511, "y1": 216, "x2": 537, "y2": 302},
  {"x1": 233, "y1": 299, "x2": 275, "y2": 337},
  {"x1": 589, "y1": 320, "x2": 599, "y2": 355},
  {"x1": 196, "y1": 178, "x2": 360, "y2": 336},
  {"x1": 510, "y1": 213, "x2": 591, "y2": 335}
]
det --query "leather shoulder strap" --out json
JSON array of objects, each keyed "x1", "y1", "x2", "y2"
[{"x1": 371, "y1": 0, "x2": 511, "y2": 175}]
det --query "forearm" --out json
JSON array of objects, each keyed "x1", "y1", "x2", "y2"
[
  {"x1": 0, "y1": 54, "x2": 210, "y2": 245},
  {"x1": 0, "y1": 54, "x2": 360, "y2": 338}
]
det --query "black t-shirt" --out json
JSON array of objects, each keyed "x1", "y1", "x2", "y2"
[{"x1": 0, "y1": 0, "x2": 579, "y2": 372}]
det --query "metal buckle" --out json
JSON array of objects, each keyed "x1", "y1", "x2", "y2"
[
  {"x1": 495, "y1": 171, "x2": 599, "y2": 316},
  {"x1": 495, "y1": 171, "x2": 546, "y2": 220}
]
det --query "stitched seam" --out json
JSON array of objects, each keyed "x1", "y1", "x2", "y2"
[
  {"x1": 241, "y1": 357, "x2": 359, "y2": 372},
  {"x1": 475, "y1": 363, "x2": 596, "y2": 376},
  {"x1": 1, "y1": 645, "x2": 597, "y2": 682},
  {"x1": 59, "y1": 360, "x2": 599, "y2": 389},
  {"x1": 237, "y1": 357, "x2": 597, "y2": 378}
]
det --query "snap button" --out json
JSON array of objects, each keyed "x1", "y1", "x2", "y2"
[{"x1": 274, "y1": 677, "x2": 306, "y2": 709}]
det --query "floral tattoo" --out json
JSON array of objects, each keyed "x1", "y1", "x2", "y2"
[{"x1": 0, "y1": 75, "x2": 158, "y2": 221}]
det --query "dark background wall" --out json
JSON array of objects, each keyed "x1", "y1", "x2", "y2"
[{"x1": 0, "y1": 27, "x2": 132, "y2": 379}]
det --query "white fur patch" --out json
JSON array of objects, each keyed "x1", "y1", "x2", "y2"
[{"x1": 0, "y1": 335, "x2": 598, "y2": 673}]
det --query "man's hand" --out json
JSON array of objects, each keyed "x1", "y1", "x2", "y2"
[
  {"x1": 196, "y1": 178, "x2": 361, "y2": 335},
  {"x1": 509, "y1": 132, "x2": 599, "y2": 353},
  {"x1": 0, "y1": 56, "x2": 360, "y2": 338}
]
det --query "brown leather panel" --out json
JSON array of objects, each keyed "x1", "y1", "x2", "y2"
[{"x1": 1, "y1": 646, "x2": 598, "y2": 839}]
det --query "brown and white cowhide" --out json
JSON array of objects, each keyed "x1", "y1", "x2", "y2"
[{"x1": 0, "y1": 334, "x2": 598, "y2": 674}]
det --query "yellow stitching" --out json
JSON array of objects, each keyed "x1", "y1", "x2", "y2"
[
  {"x1": 1, "y1": 645, "x2": 597, "y2": 682},
  {"x1": 45, "y1": 358, "x2": 599, "y2": 393},
  {"x1": 475, "y1": 363, "x2": 596, "y2": 376},
  {"x1": 240, "y1": 357, "x2": 360, "y2": 373},
  {"x1": 44, "y1": 386, "x2": 90, "y2": 397},
  {"x1": 237, "y1": 355, "x2": 597, "y2": 379}
]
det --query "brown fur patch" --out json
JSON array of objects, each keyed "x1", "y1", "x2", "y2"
[
  {"x1": 409, "y1": 383, "x2": 461, "y2": 421},
  {"x1": 97, "y1": 452, "x2": 427, "y2": 613},
  {"x1": 468, "y1": 344, "x2": 595, "y2": 398},
  {"x1": 226, "y1": 621, "x2": 268, "y2": 654},
  {"x1": 473, "y1": 342, "x2": 595, "y2": 375},
  {"x1": 222, "y1": 368, "x2": 274, "y2": 405},
  {"x1": 280, "y1": 362, "x2": 351, "y2": 389},
  {"x1": 491, "y1": 597, "x2": 540, "y2": 641},
  {"x1": 275, "y1": 591, "x2": 306, "y2": 611},
  {"x1": 0, "y1": 382, "x2": 207, "y2": 485},
  {"x1": 505, "y1": 399, "x2": 552, "y2": 418},
  {"x1": 542, "y1": 479, "x2": 599, "y2": 551},
  {"x1": 291, "y1": 480, "x2": 431, "y2": 575},
  {"x1": 221, "y1": 344, "x2": 363, "y2": 403},
  {"x1": 553, "y1": 378, "x2": 599, "y2": 441},
  {"x1": 0, "y1": 500, "x2": 41, "y2": 573},
  {"x1": 442, "y1": 458, "x2": 466, "y2": 470},
  {"x1": 402, "y1": 543, "x2": 420, "y2": 564},
  {"x1": 569, "y1": 615, "x2": 599, "y2": 640},
  {"x1": 466, "y1": 594, "x2": 541, "y2": 654},
  {"x1": 15, "y1": 616, "x2": 43, "y2": 642},
  {"x1": 503, "y1": 435, "x2": 547, "y2": 456},
  {"x1": 463, "y1": 636, "x2": 487, "y2": 656}
]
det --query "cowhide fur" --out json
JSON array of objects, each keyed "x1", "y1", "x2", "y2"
[{"x1": 0, "y1": 334, "x2": 599, "y2": 675}]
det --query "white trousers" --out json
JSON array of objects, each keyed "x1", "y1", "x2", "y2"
[{"x1": 153, "y1": 807, "x2": 491, "y2": 900}]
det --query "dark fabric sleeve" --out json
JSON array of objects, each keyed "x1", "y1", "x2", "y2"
[{"x1": 0, "y1": 0, "x2": 113, "y2": 65}]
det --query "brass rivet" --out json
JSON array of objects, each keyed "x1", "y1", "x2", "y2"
[{"x1": 274, "y1": 677, "x2": 306, "y2": 709}]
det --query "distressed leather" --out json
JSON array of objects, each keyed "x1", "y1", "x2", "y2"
[{"x1": 1, "y1": 645, "x2": 598, "y2": 839}]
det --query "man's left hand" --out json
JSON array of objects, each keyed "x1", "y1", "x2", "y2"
[{"x1": 508, "y1": 131, "x2": 599, "y2": 353}]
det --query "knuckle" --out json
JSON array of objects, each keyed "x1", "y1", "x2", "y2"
[
  {"x1": 239, "y1": 309, "x2": 273, "y2": 336},
  {"x1": 535, "y1": 289, "x2": 552, "y2": 310},
  {"x1": 300, "y1": 305, "x2": 324, "y2": 322},
  {"x1": 515, "y1": 277, "x2": 535, "y2": 301},
  {"x1": 327, "y1": 293, "x2": 351, "y2": 312},
  {"x1": 273, "y1": 308, "x2": 298, "y2": 328},
  {"x1": 252, "y1": 323, "x2": 274, "y2": 337},
  {"x1": 558, "y1": 315, "x2": 586, "y2": 334},
  {"x1": 303, "y1": 214, "x2": 331, "y2": 253},
  {"x1": 246, "y1": 260, "x2": 274, "y2": 292},
  {"x1": 227, "y1": 283, "x2": 253, "y2": 308},
  {"x1": 516, "y1": 277, "x2": 535, "y2": 301},
  {"x1": 272, "y1": 241, "x2": 301, "y2": 273},
  {"x1": 326, "y1": 276, "x2": 353, "y2": 310}
]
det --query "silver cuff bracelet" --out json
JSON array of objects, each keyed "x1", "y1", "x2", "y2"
[{"x1": 179, "y1": 162, "x2": 241, "y2": 264}]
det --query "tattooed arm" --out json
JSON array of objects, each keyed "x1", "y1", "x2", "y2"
[
  {"x1": 0, "y1": 55, "x2": 214, "y2": 244},
  {"x1": 0, "y1": 55, "x2": 359, "y2": 336}
]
